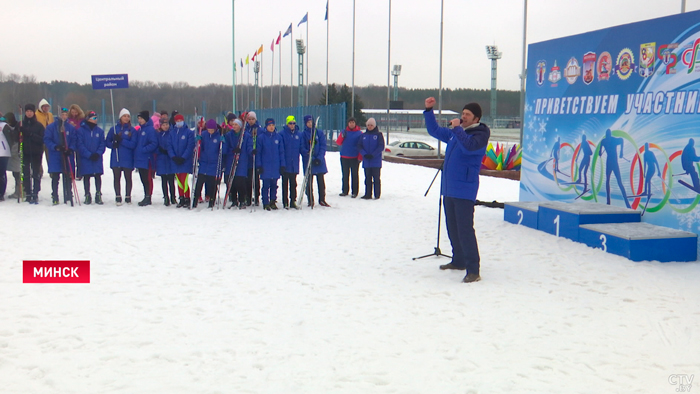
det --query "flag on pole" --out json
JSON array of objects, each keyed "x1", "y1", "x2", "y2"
[
  {"x1": 271, "y1": 38, "x2": 275, "y2": 52},
  {"x1": 276, "y1": 32, "x2": 282, "y2": 45},
  {"x1": 325, "y1": 1, "x2": 328, "y2": 21},
  {"x1": 252, "y1": 52, "x2": 256, "y2": 61},
  {"x1": 257, "y1": 45, "x2": 263, "y2": 55},
  {"x1": 241, "y1": 59, "x2": 244, "y2": 68},
  {"x1": 298, "y1": 12, "x2": 308, "y2": 27},
  {"x1": 283, "y1": 23, "x2": 292, "y2": 37},
  {"x1": 245, "y1": 55, "x2": 249, "y2": 64}
]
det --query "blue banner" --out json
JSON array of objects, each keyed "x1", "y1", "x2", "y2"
[
  {"x1": 521, "y1": 10, "x2": 700, "y2": 235},
  {"x1": 91, "y1": 74, "x2": 129, "y2": 90}
]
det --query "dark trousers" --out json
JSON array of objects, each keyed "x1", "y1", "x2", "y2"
[
  {"x1": 194, "y1": 174, "x2": 217, "y2": 202},
  {"x1": 113, "y1": 167, "x2": 133, "y2": 197},
  {"x1": 231, "y1": 175, "x2": 248, "y2": 205},
  {"x1": 305, "y1": 173, "x2": 326, "y2": 203},
  {"x1": 138, "y1": 168, "x2": 154, "y2": 197},
  {"x1": 50, "y1": 172, "x2": 72, "y2": 202},
  {"x1": 341, "y1": 157, "x2": 360, "y2": 195},
  {"x1": 363, "y1": 167, "x2": 381, "y2": 198},
  {"x1": 281, "y1": 172, "x2": 297, "y2": 206},
  {"x1": 443, "y1": 196, "x2": 480, "y2": 275},
  {"x1": 0, "y1": 157, "x2": 8, "y2": 198},
  {"x1": 247, "y1": 167, "x2": 260, "y2": 204},
  {"x1": 22, "y1": 151, "x2": 43, "y2": 197},
  {"x1": 83, "y1": 174, "x2": 102, "y2": 194},
  {"x1": 161, "y1": 174, "x2": 176, "y2": 200}
]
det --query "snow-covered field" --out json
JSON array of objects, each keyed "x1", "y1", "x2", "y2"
[{"x1": 1, "y1": 152, "x2": 699, "y2": 393}]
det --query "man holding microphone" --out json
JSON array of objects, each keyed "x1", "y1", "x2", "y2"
[{"x1": 423, "y1": 97, "x2": 490, "y2": 283}]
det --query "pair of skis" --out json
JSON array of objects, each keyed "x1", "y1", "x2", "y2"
[
  {"x1": 58, "y1": 107, "x2": 80, "y2": 207},
  {"x1": 190, "y1": 108, "x2": 202, "y2": 209},
  {"x1": 296, "y1": 117, "x2": 321, "y2": 209},
  {"x1": 222, "y1": 127, "x2": 248, "y2": 209}
]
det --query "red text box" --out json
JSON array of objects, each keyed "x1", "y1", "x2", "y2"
[{"x1": 23, "y1": 260, "x2": 90, "y2": 283}]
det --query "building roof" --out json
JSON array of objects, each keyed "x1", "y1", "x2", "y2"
[{"x1": 361, "y1": 109, "x2": 459, "y2": 115}]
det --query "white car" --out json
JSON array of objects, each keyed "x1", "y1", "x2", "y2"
[{"x1": 383, "y1": 141, "x2": 438, "y2": 157}]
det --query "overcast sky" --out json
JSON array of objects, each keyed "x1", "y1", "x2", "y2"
[{"x1": 3, "y1": 0, "x2": 698, "y2": 91}]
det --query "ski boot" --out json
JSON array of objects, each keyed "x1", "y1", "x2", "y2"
[
  {"x1": 95, "y1": 192, "x2": 103, "y2": 205},
  {"x1": 164, "y1": 196, "x2": 170, "y2": 206},
  {"x1": 84, "y1": 193, "x2": 92, "y2": 205},
  {"x1": 270, "y1": 201, "x2": 278, "y2": 210},
  {"x1": 264, "y1": 204, "x2": 271, "y2": 211}
]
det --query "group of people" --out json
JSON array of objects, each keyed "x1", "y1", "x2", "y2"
[{"x1": 0, "y1": 101, "x2": 386, "y2": 211}]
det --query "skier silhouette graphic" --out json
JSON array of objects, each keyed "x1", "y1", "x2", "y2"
[
  {"x1": 643, "y1": 142, "x2": 660, "y2": 197},
  {"x1": 575, "y1": 134, "x2": 592, "y2": 191},
  {"x1": 550, "y1": 137, "x2": 561, "y2": 175},
  {"x1": 680, "y1": 138, "x2": 700, "y2": 193},
  {"x1": 598, "y1": 129, "x2": 630, "y2": 207}
]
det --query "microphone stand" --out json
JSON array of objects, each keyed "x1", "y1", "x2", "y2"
[{"x1": 413, "y1": 164, "x2": 451, "y2": 260}]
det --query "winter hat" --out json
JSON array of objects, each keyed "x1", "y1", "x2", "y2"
[
  {"x1": 366, "y1": 117, "x2": 377, "y2": 128},
  {"x1": 38, "y1": 99, "x2": 50, "y2": 111},
  {"x1": 463, "y1": 102, "x2": 482, "y2": 120},
  {"x1": 233, "y1": 119, "x2": 243, "y2": 128},
  {"x1": 247, "y1": 111, "x2": 257, "y2": 120},
  {"x1": 25, "y1": 104, "x2": 36, "y2": 112},
  {"x1": 86, "y1": 111, "x2": 98, "y2": 121},
  {"x1": 174, "y1": 114, "x2": 185, "y2": 122},
  {"x1": 138, "y1": 110, "x2": 150, "y2": 121},
  {"x1": 226, "y1": 113, "x2": 237, "y2": 122},
  {"x1": 303, "y1": 115, "x2": 313, "y2": 125},
  {"x1": 205, "y1": 119, "x2": 218, "y2": 130},
  {"x1": 286, "y1": 115, "x2": 296, "y2": 124},
  {"x1": 160, "y1": 110, "x2": 169, "y2": 116},
  {"x1": 265, "y1": 118, "x2": 275, "y2": 126},
  {"x1": 60, "y1": 107, "x2": 69, "y2": 114},
  {"x1": 119, "y1": 108, "x2": 131, "y2": 118}
]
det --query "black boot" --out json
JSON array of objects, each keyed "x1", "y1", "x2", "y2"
[
  {"x1": 171, "y1": 195, "x2": 177, "y2": 205},
  {"x1": 95, "y1": 192, "x2": 103, "y2": 205},
  {"x1": 84, "y1": 193, "x2": 92, "y2": 205},
  {"x1": 116, "y1": 196, "x2": 122, "y2": 206},
  {"x1": 176, "y1": 197, "x2": 185, "y2": 208},
  {"x1": 138, "y1": 196, "x2": 152, "y2": 206},
  {"x1": 125, "y1": 196, "x2": 132, "y2": 204},
  {"x1": 164, "y1": 196, "x2": 170, "y2": 206}
]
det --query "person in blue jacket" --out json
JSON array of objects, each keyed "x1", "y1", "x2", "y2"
[
  {"x1": 245, "y1": 111, "x2": 262, "y2": 206},
  {"x1": 223, "y1": 118, "x2": 252, "y2": 209},
  {"x1": 106, "y1": 108, "x2": 138, "y2": 205},
  {"x1": 301, "y1": 115, "x2": 330, "y2": 207},
  {"x1": 134, "y1": 111, "x2": 159, "y2": 206},
  {"x1": 336, "y1": 117, "x2": 363, "y2": 198},
  {"x1": 358, "y1": 117, "x2": 385, "y2": 200},
  {"x1": 256, "y1": 118, "x2": 285, "y2": 210},
  {"x1": 169, "y1": 114, "x2": 195, "y2": 208},
  {"x1": 280, "y1": 115, "x2": 303, "y2": 209},
  {"x1": 156, "y1": 121, "x2": 176, "y2": 206},
  {"x1": 193, "y1": 119, "x2": 224, "y2": 208},
  {"x1": 43, "y1": 108, "x2": 77, "y2": 205},
  {"x1": 77, "y1": 111, "x2": 106, "y2": 205},
  {"x1": 423, "y1": 97, "x2": 490, "y2": 284}
]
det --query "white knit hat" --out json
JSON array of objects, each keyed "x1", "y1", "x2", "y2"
[
  {"x1": 119, "y1": 108, "x2": 131, "y2": 118},
  {"x1": 247, "y1": 111, "x2": 257, "y2": 120}
]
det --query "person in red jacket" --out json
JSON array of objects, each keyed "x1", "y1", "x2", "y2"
[{"x1": 336, "y1": 117, "x2": 363, "y2": 198}]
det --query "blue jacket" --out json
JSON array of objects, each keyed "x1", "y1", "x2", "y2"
[
  {"x1": 281, "y1": 124, "x2": 303, "y2": 174},
  {"x1": 358, "y1": 129, "x2": 385, "y2": 168},
  {"x1": 301, "y1": 127, "x2": 328, "y2": 175},
  {"x1": 223, "y1": 129, "x2": 252, "y2": 177},
  {"x1": 338, "y1": 126, "x2": 363, "y2": 159},
  {"x1": 156, "y1": 130, "x2": 173, "y2": 175},
  {"x1": 256, "y1": 129, "x2": 285, "y2": 180},
  {"x1": 134, "y1": 120, "x2": 158, "y2": 170},
  {"x1": 43, "y1": 119, "x2": 77, "y2": 174},
  {"x1": 76, "y1": 123, "x2": 106, "y2": 176},
  {"x1": 106, "y1": 122, "x2": 137, "y2": 169},
  {"x1": 168, "y1": 124, "x2": 195, "y2": 174},
  {"x1": 197, "y1": 130, "x2": 224, "y2": 177},
  {"x1": 424, "y1": 109, "x2": 490, "y2": 201}
]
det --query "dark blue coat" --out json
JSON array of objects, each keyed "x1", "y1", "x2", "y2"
[
  {"x1": 424, "y1": 110, "x2": 490, "y2": 201},
  {"x1": 256, "y1": 129, "x2": 285, "y2": 180},
  {"x1": 223, "y1": 130, "x2": 253, "y2": 177},
  {"x1": 358, "y1": 129, "x2": 385, "y2": 168},
  {"x1": 338, "y1": 127, "x2": 363, "y2": 158},
  {"x1": 106, "y1": 123, "x2": 137, "y2": 169},
  {"x1": 197, "y1": 130, "x2": 224, "y2": 177},
  {"x1": 43, "y1": 119, "x2": 77, "y2": 174},
  {"x1": 77, "y1": 123, "x2": 106, "y2": 176},
  {"x1": 281, "y1": 124, "x2": 303, "y2": 174},
  {"x1": 301, "y1": 127, "x2": 328, "y2": 175},
  {"x1": 134, "y1": 120, "x2": 158, "y2": 170},
  {"x1": 156, "y1": 130, "x2": 173, "y2": 175},
  {"x1": 168, "y1": 124, "x2": 195, "y2": 174}
]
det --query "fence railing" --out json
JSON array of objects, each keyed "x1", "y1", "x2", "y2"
[{"x1": 252, "y1": 103, "x2": 347, "y2": 141}]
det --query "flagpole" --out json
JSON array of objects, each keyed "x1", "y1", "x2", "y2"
[
  {"x1": 279, "y1": 32, "x2": 282, "y2": 107},
  {"x1": 325, "y1": 0, "x2": 329, "y2": 106},
  {"x1": 247, "y1": 61, "x2": 250, "y2": 110},
  {"x1": 519, "y1": 0, "x2": 527, "y2": 147},
  {"x1": 437, "y1": 0, "x2": 444, "y2": 158},
  {"x1": 271, "y1": 40, "x2": 274, "y2": 108},
  {"x1": 306, "y1": 13, "x2": 310, "y2": 107},
  {"x1": 386, "y1": 0, "x2": 391, "y2": 144},
  {"x1": 232, "y1": 0, "x2": 236, "y2": 113},
  {"x1": 290, "y1": 26, "x2": 293, "y2": 107},
  {"x1": 351, "y1": 0, "x2": 355, "y2": 119},
  {"x1": 261, "y1": 50, "x2": 264, "y2": 109}
]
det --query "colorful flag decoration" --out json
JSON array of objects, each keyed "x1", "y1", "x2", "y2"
[
  {"x1": 245, "y1": 55, "x2": 249, "y2": 65},
  {"x1": 251, "y1": 52, "x2": 256, "y2": 62},
  {"x1": 481, "y1": 143, "x2": 522, "y2": 171},
  {"x1": 271, "y1": 38, "x2": 275, "y2": 51},
  {"x1": 276, "y1": 32, "x2": 281, "y2": 45},
  {"x1": 241, "y1": 59, "x2": 243, "y2": 68},
  {"x1": 283, "y1": 23, "x2": 292, "y2": 37},
  {"x1": 257, "y1": 45, "x2": 263, "y2": 55},
  {"x1": 325, "y1": 1, "x2": 328, "y2": 21},
  {"x1": 298, "y1": 12, "x2": 308, "y2": 27}
]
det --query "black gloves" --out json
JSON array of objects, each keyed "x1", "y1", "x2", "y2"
[
  {"x1": 233, "y1": 147, "x2": 241, "y2": 154},
  {"x1": 173, "y1": 156, "x2": 185, "y2": 165},
  {"x1": 364, "y1": 154, "x2": 374, "y2": 159},
  {"x1": 258, "y1": 167, "x2": 264, "y2": 175},
  {"x1": 251, "y1": 149, "x2": 257, "y2": 155},
  {"x1": 159, "y1": 148, "x2": 168, "y2": 154},
  {"x1": 312, "y1": 159, "x2": 321, "y2": 166},
  {"x1": 54, "y1": 146, "x2": 63, "y2": 152},
  {"x1": 112, "y1": 141, "x2": 120, "y2": 149},
  {"x1": 89, "y1": 153, "x2": 100, "y2": 161},
  {"x1": 279, "y1": 166, "x2": 286, "y2": 173},
  {"x1": 64, "y1": 149, "x2": 73, "y2": 155},
  {"x1": 114, "y1": 133, "x2": 123, "y2": 142}
]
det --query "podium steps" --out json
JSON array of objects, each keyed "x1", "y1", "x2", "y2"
[{"x1": 504, "y1": 201, "x2": 697, "y2": 262}]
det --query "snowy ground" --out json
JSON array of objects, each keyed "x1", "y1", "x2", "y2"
[{"x1": 1, "y1": 152, "x2": 699, "y2": 393}]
